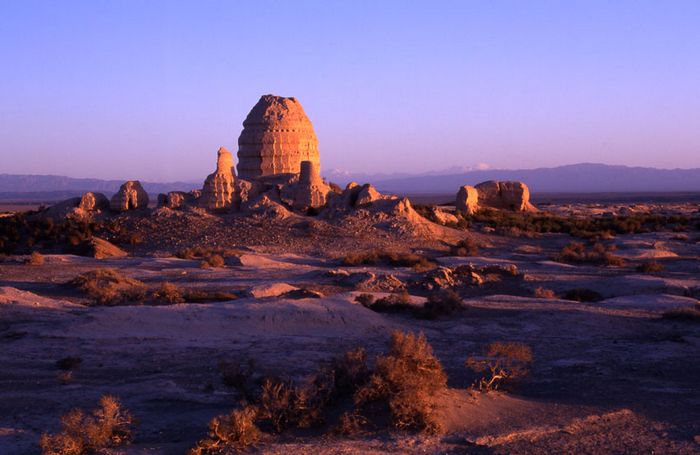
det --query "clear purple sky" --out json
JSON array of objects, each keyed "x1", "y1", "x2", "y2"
[{"x1": 1, "y1": 1, "x2": 699, "y2": 181}]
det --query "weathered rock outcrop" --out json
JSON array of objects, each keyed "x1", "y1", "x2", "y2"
[
  {"x1": 78, "y1": 192, "x2": 110, "y2": 212},
  {"x1": 475, "y1": 180, "x2": 536, "y2": 212},
  {"x1": 455, "y1": 181, "x2": 536, "y2": 214},
  {"x1": 157, "y1": 191, "x2": 198, "y2": 210},
  {"x1": 237, "y1": 95, "x2": 320, "y2": 179},
  {"x1": 200, "y1": 147, "x2": 236, "y2": 211},
  {"x1": 110, "y1": 181, "x2": 149, "y2": 212},
  {"x1": 455, "y1": 185, "x2": 479, "y2": 215},
  {"x1": 293, "y1": 161, "x2": 330, "y2": 210}
]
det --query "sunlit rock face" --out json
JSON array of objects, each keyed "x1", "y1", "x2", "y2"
[
  {"x1": 237, "y1": 95, "x2": 320, "y2": 179},
  {"x1": 200, "y1": 147, "x2": 236, "y2": 210},
  {"x1": 474, "y1": 180, "x2": 536, "y2": 212},
  {"x1": 293, "y1": 160, "x2": 330, "y2": 210},
  {"x1": 455, "y1": 185, "x2": 479, "y2": 215},
  {"x1": 110, "y1": 181, "x2": 149, "y2": 212}
]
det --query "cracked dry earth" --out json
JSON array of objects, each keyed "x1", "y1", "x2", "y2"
[{"x1": 1, "y1": 228, "x2": 700, "y2": 454}]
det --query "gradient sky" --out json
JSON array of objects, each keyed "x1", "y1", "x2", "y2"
[{"x1": 1, "y1": 0, "x2": 699, "y2": 181}]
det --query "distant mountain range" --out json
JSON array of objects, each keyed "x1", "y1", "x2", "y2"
[
  {"x1": 331, "y1": 163, "x2": 700, "y2": 195},
  {"x1": 0, "y1": 175, "x2": 197, "y2": 202},
  {"x1": 1, "y1": 163, "x2": 699, "y2": 202}
]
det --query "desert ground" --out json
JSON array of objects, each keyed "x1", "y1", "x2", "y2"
[{"x1": 1, "y1": 198, "x2": 699, "y2": 455}]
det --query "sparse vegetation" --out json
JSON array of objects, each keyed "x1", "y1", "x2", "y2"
[
  {"x1": 26, "y1": 251, "x2": 45, "y2": 265},
  {"x1": 71, "y1": 269, "x2": 146, "y2": 305},
  {"x1": 419, "y1": 290, "x2": 462, "y2": 319},
  {"x1": 40, "y1": 395, "x2": 133, "y2": 455},
  {"x1": 465, "y1": 342, "x2": 533, "y2": 392},
  {"x1": 152, "y1": 282, "x2": 186, "y2": 304},
  {"x1": 201, "y1": 254, "x2": 226, "y2": 269},
  {"x1": 449, "y1": 237, "x2": 480, "y2": 256},
  {"x1": 562, "y1": 288, "x2": 604, "y2": 302},
  {"x1": 354, "y1": 331, "x2": 447, "y2": 433},
  {"x1": 176, "y1": 247, "x2": 243, "y2": 260},
  {"x1": 183, "y1": 289, "x2": 238, "y2": 303},
  {"x1": 636, "y1": 261, "x2": 665, "y2": 273},
  {"x1": 555, "y1": 241, "x2": 626, "y2": 267},
  {"x1": 342, "y1": 249, "x2": 436, "y2": 271},
  {"x1": 358, "y1": 291, "x2": 413, "y2": 313},
  {"x1": 533, "y1": 287, "x2": 557, "y2": 299},
  {"x1": 189, "y1": 406, "x2": 261, "y2": 454}
]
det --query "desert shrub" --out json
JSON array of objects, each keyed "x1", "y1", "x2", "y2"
[
  {"x1": 183, "y1": 289, "x2": 238, "y2": 303},
  {"x1": 354, "y1": 293, "x2": 375, "y2": 307},
  {"x1": 533, "y1": 287, "x2": 556, "y2": 299},
  {"x1": 342, "y1": 249, "x2": 436, "y2": 270},
  {"x1": 419, "y1": 290, "x2": 462, "y2": 319},
  {"x1": 354, "y1": 331, "x2": 447, "y2": 433},
  {"x1": 201, "y1": 254, "x2": 225, "y2": 269},
  {"x1": 219, "y1": 358, "x2": 257, "y2": 402},
  {"x1": 334, "y1": 411, "x2": 369, "y2": 435},
  {"x1": 328, "y1": 347, "x2": 370, "y2": 399},
  {"x1": 71, "y1": 269, "x2": 146, "y2": 305},
  {"x1": 450, "y1": 237, "x2": 480, "y2": 256},
  {"x1": 151, "y1": 282, "x2": 185, "y2": 304},
  {"x1": 465, "y1": 342, "x2": 533, "y2": 392},
  {"x1": 26, "y1": 251, "x2": 45, "y2": 265},
  {"x1": 257, "y1": 378, "x2": 325, "y2": 432},
  {"x1": 562, "y1": 288, "x2": 603, "y2": 302},
  {"x1": 189, "y1": 405, "x2": 261, "y2": 454},
  {"x1": 177, "y1": 247, "x2": 243, "y2": 260},
  {"x1": 363, "y1": 291, "x2": 413, "y2": 313},
  {"x1": 56, "y1": 357, "x2": 82, "y2": 371},
  {"x1": 636, "y1": 261, "x2": 665, "y2": 273},
  {"x1": 40, "y1": 395, "x2": 133, "y2": 455},
  {"x1": 661, "y1": 306, "x2": 700, "y2": 322},
  {"x1": 555, "y1": 241, "x2": 625, "y2": 267}
]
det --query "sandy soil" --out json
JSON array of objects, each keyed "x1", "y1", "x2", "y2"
[{"x1": 1, "y1": 206, "x2": 700, "y2": 454}]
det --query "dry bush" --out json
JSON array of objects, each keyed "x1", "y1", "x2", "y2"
[
  {"x1": 219, "y1": 358, "x2": 257, "y2": 402},
  {"x1": 177, "y1": 247, "x2": 243, "y2": 260},
  {"x1": 466, "y1": 342, "x2": 533, "y2": 392},
  {"x1": 184, "y1": 289, "x2": 238, "y2": 303},
  {"x1": 71, "y1": 269, "x2": 146, "y2": 305},
  {"x1": 26, "y1": 251, "x2": 45, "y2": 265},
  {"x1": 151, "y1": 282, "x2": 185, "y2": 304},
  {"x1": 201, "y1": 254, "x2": 225, "y2": 269},
  {"x1": 636, "y1": 261, "x2": 665, "y2": 273},
  {"x1": 354, "y1": 293, "x2": 375, "y2": 307},
  {"x1": 362, "y1": 291, "x2": 413, "y2": 313},
  {"x1": 257, "y1": 378, "x2": 325, "y2": 432},
  {"x1": 354, "y1": 331, "x2": 447, "y2": 433},
  {"x1": 555, "y1": 241, "x2": 625, "y2": 267},
  {"x1": 328, "y1": 347, "x2": 370, "y2": 399},
  {"x1": 189, "y1": 405, "x2": 261, "y2": 454},
  {"x1": 334, "y1": 411, "x2": 369, "y2": 435},
  {"x1": 40, "y1": 395, "x2": 133, "y2": 455},
  {"x1": 450, "y1": 237, "x2": 480, "y2": 256},
  {"x1": 562, "y1": 288, "x2": 603, "y2": 302},
  {"x1": 533, "y1": 287, "x2": 556, "y2": 299},
  {"x1": 662, "y1": 306, "x2": 700, "y2": 322},
  {"x1": 342, "y1": 249, "x2": 436, "y2": 270},
  {"x1": 419, "y1": 290, "x2": 462, "y2": 319}
]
